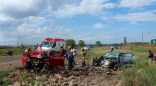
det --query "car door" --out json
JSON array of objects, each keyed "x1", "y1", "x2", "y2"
[
  {"x1": 122, "y1": 53, "x2": 133, "y2": 64},
  {"x1": 48, "y1": 50, "x2": 64, "y2": 67}
]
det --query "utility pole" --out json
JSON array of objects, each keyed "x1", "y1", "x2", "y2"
[
  {"x1": 142, "y1": 32, "x2": 144, "y2": 44},
  {"x1": 124, "y1": 36, "x2": 127, "y2": 45}
]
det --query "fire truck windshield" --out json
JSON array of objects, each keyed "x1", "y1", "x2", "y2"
[{"x1": 41, "y1": 42, "x2": 54, "y2": 47}]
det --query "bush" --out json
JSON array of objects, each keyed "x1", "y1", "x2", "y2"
[{"x1": 0, "y1": 47, "x2": 25, "y2": 56}]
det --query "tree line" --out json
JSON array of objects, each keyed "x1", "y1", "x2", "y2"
[{"x1": 65, "y1": 39, "x2": 102, "y2": 47}]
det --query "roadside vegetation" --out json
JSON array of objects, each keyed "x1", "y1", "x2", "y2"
[
  {"x1": 0, "y1": 47, "x2": 25, "y2": 56},
  {"x1": 123, "y1": 45, "x2": 156, "y2": 86},
  {"x1": 0, "y1": 45, "x2": 156, "y2": 86},
  {"x1": 86, "y1": 47, "x2": 107, "y2": 59},
  {"x1": 131, "y1": 47, "x2": 149, "y2": 53}
]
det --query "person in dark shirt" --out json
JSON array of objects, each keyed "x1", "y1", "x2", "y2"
[
  {"x1": 64, "y1": 46, "x2": 74, "y2": 70},
  {"x1": 148, "y1": 50, "x2": 154, "y2": 64},
  {"x1": 59, "y1": 46, "x2": 66, "y2": 56}
]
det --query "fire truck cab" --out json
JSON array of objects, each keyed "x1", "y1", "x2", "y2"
[{"x1": 41, "y1": 38, "x2": 66, "y2": 51}]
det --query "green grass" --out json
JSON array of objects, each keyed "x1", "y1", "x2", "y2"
[
  {"x1": 131, "y1": 47, "x2": 149, "y2": 52},
  {"x1": 123, "y1": 48, "x2": 156, "y2": 86},
  {"x1": 0, "y1": 80, "x2": 9, "y2": 86},
  {"x1": 19, "y1": 73, "x2": 48, "y2": 86},
  {"x1": 0, "y1": 47, "x2": 25, "y2": 56},
  {"x1": 0, "y1": 68, "x2": 16, "y2": 86},
  {"x1": 86, "y1": 47, "x2": 156, "y2": 86},
  {"x1": 19, "y1": 73, "x2": 35, "y2": 85},
  {"x1": 0, "y1": 49, "x2": 7, "y2": 56},
  {"x1": 86, "y1": 47, "x2": 107, "y2": 59},
  {"x1": 12, "y1": 47, "x2": 25, "y2": 55},
  {"x1": 0, "y1": 68, "x2": 16, "y2": 78}
]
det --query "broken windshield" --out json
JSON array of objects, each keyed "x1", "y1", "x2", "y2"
[{"x1": 105, "y1": 51, "x2": 119, "y2": 58}]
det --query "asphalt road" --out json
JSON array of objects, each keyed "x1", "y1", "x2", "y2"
[{"x1": 0, "y1": 55, "x2": 22, "y2": 71}]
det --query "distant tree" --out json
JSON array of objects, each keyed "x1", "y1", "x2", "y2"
[
  {"x1": 78, "y1": 40, "x2": 85, "y2": 47},
  {"x1": 65, "y1": 39, "x2": 76, "y2": 48},
  {"x1": 124, "y1": 36, "x2": 127, "y2": 45},
  {"x1": 96, "y1": 41, "x2": 102, "y2": 46}
]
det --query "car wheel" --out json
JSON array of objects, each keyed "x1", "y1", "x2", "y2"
[
  {"x1": 42, "y1": 63, "x2": 50, "y2": 72},
  {"x1": 100, "y1": 65, "x2": 106, "y2": 71}
]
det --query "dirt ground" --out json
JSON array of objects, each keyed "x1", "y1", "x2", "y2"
[
  {"x1": 0, "y1": 55, "x2": 21, "y2": 63},
  {"x1": 3, "y1": 64, "x2": 123, "y2": 86},
  {"x1": 0, "y1": 56, "x2": 124, "y2": 86}
]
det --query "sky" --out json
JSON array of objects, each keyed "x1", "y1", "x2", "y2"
[{"x1": 0, "y1": 0, "x2": 156, "y2": 45}]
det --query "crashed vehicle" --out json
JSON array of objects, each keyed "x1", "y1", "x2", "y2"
[
  {"x1": 93, "y1": 51, "x2": 134, "y2": 70},
  {"x1": 21, "y1": 38, "x2": 66, "y2": 71},
  {"x1": 102, "y1": 51, "x2": 134, "y2": 70}
]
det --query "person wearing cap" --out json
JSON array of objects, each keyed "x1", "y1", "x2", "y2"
[{"x1": 64, "y1": 46, "x2": 74, "y2": 70}]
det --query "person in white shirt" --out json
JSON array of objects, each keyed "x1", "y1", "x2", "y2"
[{"x1": 71, "y1": 47, "x2": 77, "y2": 65}]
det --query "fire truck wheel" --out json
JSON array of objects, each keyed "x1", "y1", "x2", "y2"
[
  {"x1": 43, "y1": 63, "x2": 50, "y2": 71},
  {"x1": 24, "y1": 61, "x2": 32, "y2": 69}
]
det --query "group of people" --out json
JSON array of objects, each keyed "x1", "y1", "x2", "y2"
[{"x1": 63, "y1": 46, "x2": 86, "y2": 70}]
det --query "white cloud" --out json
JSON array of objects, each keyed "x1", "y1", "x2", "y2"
[
  {"x1": 119, "y1": 0, "x2": 156, "y2": 8},
  {"x1": 103, "y1": 3, "x2": 116, "y2": 8},
  {"x1": 0, "y1": 13, "x2": 15, "y2": 21},
  {"x1": 13, "y1": 17, "x2": 74, "y2": 44},
  {"x1": 54, "y1": 0, "x2": 114, "y2": 17},
  {"x1": 48, "y1": 0, "x2": 73, "y2": 11},
  {"x1": 115, "y1": 11, "x2": 156, "y2": 23},
  {"x1": 94, "y1": 23, "x2": 105, "y2": 29},
  {"x1": 79, "y1": 0, "x2": 105, "y2": 14},
  {"x1": 53, "y1": 5, "x2": 79, "y2": 17},
  {"x1": 0, "y1": 0, "x2": 72, "y2": 19},
  {"x1": 0, "y1": 0, "x2": 47, "y2": 18}
]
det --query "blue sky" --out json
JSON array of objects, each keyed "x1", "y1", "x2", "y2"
[{"x1": 0, "y1": 0, "x2": 156, "y2": 45}]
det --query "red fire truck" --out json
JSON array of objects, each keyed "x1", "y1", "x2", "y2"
[{"x1": 21, "y1": 38, "x2": 66, "y2": 71}]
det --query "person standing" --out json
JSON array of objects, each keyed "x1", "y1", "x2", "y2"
[
  {"x1": 71, "y1": 46, "x2": 77, "y2": 65},
  {"x1": 110, "y1": 47, "x2": 114, "y2": 52},
  {"x1": 59, "y1": 46, "x2": 66, "y2": 56},
  {"x1": 64, "y1": 46, "x2": 74, "y2": 70},
  {"x1": 81, "y1": 47, "x2": 87, "y2": 67},
  {"x1": 148, "y1": 50, "x2": 154, "y2": 64}
]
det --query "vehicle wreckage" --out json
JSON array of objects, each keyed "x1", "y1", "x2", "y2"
[
  {"x1": 93, "y1": 51, "x2": 134, "y2": 70},
  {"x1": 21, "y1": 38, "x2": 66, "y2": 71}
]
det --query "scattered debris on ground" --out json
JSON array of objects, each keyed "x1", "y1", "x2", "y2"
[{"x1": 1, "y1": 64, "x2": 124, "y2": 86}]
